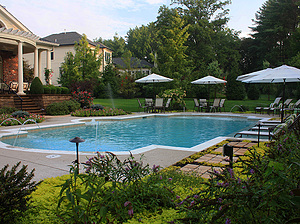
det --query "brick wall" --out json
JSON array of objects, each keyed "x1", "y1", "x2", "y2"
[
  {"x1": 0, "y1": 95, "x2": 15, "y2": 108},
  {"x1": 29, "y1": 94, "x2": 72, "y2": 109},
  {"x1": 0, "y1": 51, "x2": 18, "y2": 83}
]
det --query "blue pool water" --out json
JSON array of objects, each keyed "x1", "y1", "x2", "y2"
[{"x1": 2, "y1": 116, "x2": 256, "y2": 152}]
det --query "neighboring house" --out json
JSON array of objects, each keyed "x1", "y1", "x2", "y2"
[
  {"x1": 113, "y1": 57, "x2": 153, "y2": 78},
  {"x1": 0, "y1": 5, "x2": 58, "y2": 94},
  {"x1": 24, "y1": 32, "x2": 113, "y2": 85}
]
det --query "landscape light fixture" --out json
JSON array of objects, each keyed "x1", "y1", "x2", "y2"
[{"x1": 69, "y1": 136, "x2": 85, "y2": 170}]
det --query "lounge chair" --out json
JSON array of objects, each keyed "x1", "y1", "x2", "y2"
[
  {"x1": 137, "y1": 98, "x2": 148, "y2": 112},
  {"x1": 209, "y1": 98, "x2": 220, "y2": 112},
  {"x1": 256, "y1": 97, "x2": 281, "y2": 114},
  {"x1": 193, "y1": 98, "x2": 200, "y2": 112},
  {"x1": 235, "y1": 114, "x2": 297, "y2": 140},
  {"x1": 234, "y1": 123, "x2": 287, "y2": 140},
  {"x1": 199, "y1": 99, "x2": 208, "y2": 112},
  {"x1": 219, "y1": 99, "x2": 225, "y2": 112},
  {"x1": 285, "y1": 99, "x2": 300, "y2": 114},
  {"x1": 271, "y1": 98, "x2": 293, "y2": 115},
  {"x1": 152, "y1": 98, "x2": 164, "y2": 113}
]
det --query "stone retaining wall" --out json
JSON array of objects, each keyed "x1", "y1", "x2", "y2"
[{"x1": 28, "y1": 94, "x2": 72, "y2": 109}]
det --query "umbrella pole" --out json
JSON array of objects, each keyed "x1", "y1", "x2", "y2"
[{"x1": 281, "y1": 79, "x2": 286, "y2": 123}]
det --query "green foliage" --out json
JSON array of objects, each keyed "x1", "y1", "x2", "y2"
[
  {"x1": 119, "y1": 72, "x2": 138, "y2": 99},
  {"x1": 50, "y1": 86, "x2": 57, "y2": 94},
  {"x1": 61, "y1": 87, "x2": 70, "y2": 94},
  {"x1": 90, "y1": 104, "x2": 104, "y2": 110},
  {"x1": 0, "y1": 162, "x2": 39, "y2": 223},
  {"x1": 30, "y1": 77, "x2": 44, "y2": 94},
  {"x1": 71, "y1": 107, "x2": 128, "y2": 117},
  {"x1": 247, "y1": 84, "x2": 260, "y2": 100},
  {"x1": 11, "y1": 110, "x2": 30, "y2": 118},
  {"x1": 174, "y1": 130, "x2": 300, "y2": 223},
  {"x1": 59, "y1": 34, "x2": 102, "y2": 88},
  {"x1": 0, "y1": 106, "x2": 18, "y2": 114},
  {"x1": 46, "y1": 100, "x2": 80, "y2": 115},
  {"x1": 56, "y1": 86, "x2": 62, "y2": 94},
  {"x1": 43, "y1": 86, "x2": 51, "y2": 94},
  {"x1": 57, "y1": 153, "x2": 176, "y2": 223},
  {"x1": 44, "y1": 68, "x2": 53, "y2": 85},
  {"x1": 161, "y1": 88, "x2": 186, "y2": 110},
  {"x1": 72, "y1": 90, "x2": 94, "y2": 107}
]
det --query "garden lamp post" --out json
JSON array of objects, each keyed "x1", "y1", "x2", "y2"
[{"x1": 69, "y1": 137, "x2": 85, "y2": 170}]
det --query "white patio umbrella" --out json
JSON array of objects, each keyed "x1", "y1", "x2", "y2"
[
  {"x1": 241, "y1": 65, "x2": 300, "y2": 122},
  {"x1": 191, "y1": 75, "x2": 227, "y2": 105},
  {"x1": 135, "y1": 73, "x2": 173, "y2": 83},
  {"x1": 236, "y1": 68, "x2": 273, "y2": 81},
  {"x1": 135, "y1": 73, "x2": 173, "y2": 98}
]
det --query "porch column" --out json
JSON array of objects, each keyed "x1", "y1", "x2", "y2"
[
  {"x1": 46, "y1": 49, "x2": 52, "y2": 84},
  {"x1": 38, "y1": 50, "x2": 42, "y2": 80},
  {"x1": 17, "y1": 41, "x2": 24, "y2": 95},
  {"x1": 34, "y1": 48, "x2": 38, "y2": 77}
]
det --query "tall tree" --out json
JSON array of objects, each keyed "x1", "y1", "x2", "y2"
[
  {"x1": 126, "y1": 23, "x2": 158, "y2": 64},
  {"x1": 59, "y1": 34, "x2": 102, "y2": 89},
  {"x1": 171, "y1": 0, "x2": 231, "y2": 71},
  {"x1": 95, "y1": 34, "x2": 126, "y2": 58},
  {"x1": 155, "y1": 5, "x2": 191, "y2": 87},
  {"x1": 251, "y1": 0, "x2": 300, "y2": 65}
]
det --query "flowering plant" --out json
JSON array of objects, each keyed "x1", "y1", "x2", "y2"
[
  {"x1": 161, "y1": 88, "x2": 186, "y2": 110},
  {"x1": 72, "y1": 89, "x2": 93, "y2": 107},
  {"x1": 44, "y1": 68, "x2": 53, "y2": 85}
]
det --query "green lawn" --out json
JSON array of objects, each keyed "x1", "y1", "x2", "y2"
[{"x1": 93, "y1": 95, "x2": 278, "y2": 113}]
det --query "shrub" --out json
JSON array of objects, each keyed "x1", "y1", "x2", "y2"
[
  {"x1": 50, "y1": 86, "x2": 57, "y2": 94},
  {"x1": 29, "y1": 77, "x2": 44, "y2": 94},
  {"x1": 56, "y1": 87, "x2": 62, "y2": 94},
  {"x1": 61, "y1": 87, "x2": 70, "y2": 94},
  {"x1": 0, "y1": 162, "x2": 39, "y2": 223},
  {"x1": 0, "y1": 106, "x2": 18, "y2": 114},
  {"x1": 90, "y1": 104, "x2": 104, "y2": 110},
  {"x1": 72, "y1": 89, "x2": 93, "y2": 107},
  {"x1": 11, "y1": 110, "x2": 31, "y2": 118},
  {"x1": 46, "y1": 100, "x2": 80, "y2": 115},
  {"x1": 247, "y1": 84, "x2": 260, "y2": 100},
  {"x1": 161, "y1": 88, "x2": 186, "y2": 110},
  {"x1": 71, "y1": 107, "x2": 128, "y2": 117},
  {"x1": 46, "y1": 102, "x2": 69, "y2": 115},
  {"x1": 64, "y1": 100, "x2": 81, "y2": 112},
  {"x1": 43, "y1": 86, "x2": 51, "y2": 94}
]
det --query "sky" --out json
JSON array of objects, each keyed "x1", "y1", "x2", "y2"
[{"x1": 2, "y1": 0, "x2": 267, "y2": 41}]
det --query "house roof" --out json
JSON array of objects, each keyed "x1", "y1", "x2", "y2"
[
  {"x1": 41, "y1": 31, "x2": 110, "y2": 49},
  {"x1": 113, "y1": 57, "x2": 153, "y2": 69}
]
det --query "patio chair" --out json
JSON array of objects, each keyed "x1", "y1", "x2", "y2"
[
  {"x1": 164, "y1": 98, "x2": 172, "y2": 113},
  {"x1": 199, "y1": 99, "x2": 207, "y2": 112},
  {"x1": 152, "y1": 98, "x2": 164, "y2": 113},
  {"x1": 137, "y1": 98, "x2": 148, "y2": 112},
  {"x1": 193, "y1": 98, "x2": 200, "y2": 112},
  {"x1": 209, "y1": 98, "x2": 220, "y2": 112},
  {"x1": 219, "y1": 99, "x2": 226, "y2": 112},
  {"x1": 23, "y1": 82, "x2": 29, "y2": 92},
  {"x1": 9, "y1": 81, "x2": 18, "y2": 92}
]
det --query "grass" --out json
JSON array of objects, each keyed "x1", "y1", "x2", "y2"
[{"x1": 93, "y1": 95, "x2": 278, "y2": 113}]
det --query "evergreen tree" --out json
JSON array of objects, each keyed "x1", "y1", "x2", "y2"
[{"x1": 59, "y1": 34, "x2": 102, "y2": 89}]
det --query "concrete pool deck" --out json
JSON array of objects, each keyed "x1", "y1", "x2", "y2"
[{"x1": 0, "y1": 112, "x2": 275, "y2": 181}]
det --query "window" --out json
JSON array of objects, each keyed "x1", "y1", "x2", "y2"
[
  {"x1": 105, "y1": 52, "x2": 111, "y2": 63},
  {"x1": 51, "y1": 51, "x2": 54, "y2": 60}
]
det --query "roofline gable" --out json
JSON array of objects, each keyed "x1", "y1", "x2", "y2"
[{"x1": 0, "y1": 5, "x2": 32, "y2": 32}]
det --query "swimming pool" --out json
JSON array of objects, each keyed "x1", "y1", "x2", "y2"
[{"x1": 1, "y1": 116, "x2": 257, "y2": 152}]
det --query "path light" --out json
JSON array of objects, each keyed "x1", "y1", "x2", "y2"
[
  {"x1": 69, "y1": 137, "x2": 85, "y2": 170},
  {"x1": 223, "y1": 143, "x2": 234, "y2": 168}
]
